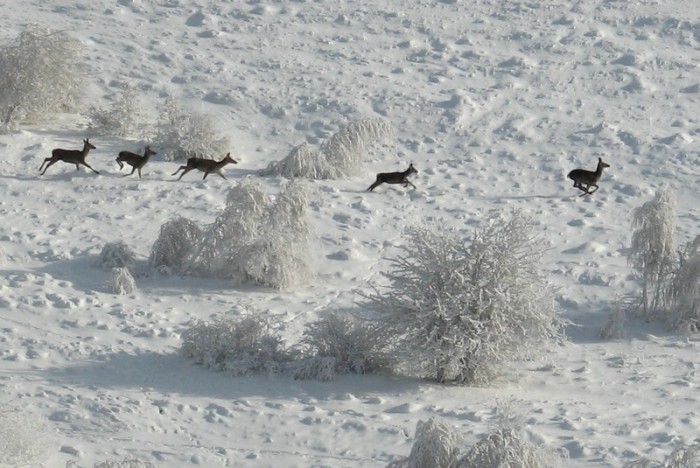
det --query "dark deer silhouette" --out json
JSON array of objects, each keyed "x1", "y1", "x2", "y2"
[
  {"x1": 39, "y1": 139, "x2": 98, "y2": 175},
  {"x1": 567, "y1": 157, "x2": 610, "y2": 196},
  {"x1": 116, "y1": 145, "x2": 157, "y2": 178},
  {"x1": 367, "y1": 163, "x2": 418, "y2": 191},
  {"x1": 172, "y1": 153, "x2": 238, "y2": 181}
]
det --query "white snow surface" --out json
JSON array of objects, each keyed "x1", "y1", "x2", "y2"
[{"x1": 0, "y1": 0, "x2": 699, "y2": 466}]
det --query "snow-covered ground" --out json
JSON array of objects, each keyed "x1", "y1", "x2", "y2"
[{"x1": 0, "y1": 0, "x2": 698, "y2": 466}]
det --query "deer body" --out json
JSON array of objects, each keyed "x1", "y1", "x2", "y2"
[
  {"x1": 117, "y1": 146, "x2": 156, "y2": 178},
  {"x1": 567, "y1": 157, "x2": 610, "y2": 196},
  {"x1": 39, "y1": 139, "x2": 98, "y2": 175},
  {"x1": 367, "y1": 163, "x2": 418, "y2": 191},
  {"x1": 172, "y1": 153, "x2": 238, "y2": 181}
]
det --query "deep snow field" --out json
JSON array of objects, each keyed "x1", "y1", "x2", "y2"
[{"x1": 0, "y1": 0, "x2": 699, "y2": 466}]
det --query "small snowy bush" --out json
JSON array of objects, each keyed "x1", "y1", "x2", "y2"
[
  {"x1": 88, "y1": 458, "x2": 158, "y2": 468},
  {"x1": 364, "y1": 210, "x2": 566, "y2": 385},
  {"x1": 260, "y1": 117, "x2": 394, "y2": 179},
  {"x1": 624, "y1": 442, "x2": 700, "y2": 468},
  {"x1": 95, "y1": 241, "x2": 136, "y2": 272},
  {"x1": 180, "y1": 178, "x2": 315, "y2": 290},
  {"x1": 387, "y1": 417, "x2": 464, "y2": 468},
  {"x1": 106, "y1": 267, "x2": 136, "y2": 295},
  {"x1": 0, "y1": 26, "x2": 83, "y2": 131},
  {"x1": 300, "y1": 312, "x2": 394, "y2": 375},
  {"x1": 181, "y1": 316, "x2": 292, "y2": 376},
  {"x1": 0, "y1": 410, "x2": 48, "y2": 466},
  {"x1": 668, "y1": 236, "x2": 700, "y2": 333},
  {"x1": 291, "y1": 356, "x2": 337, "y2": 382},
  {"x1": 628, "y1": 189, "x2": 677, "y2": 319},
  {"x1": 460, "y1": 427, "x2": 564, "y2": 467},
  {"x1": 148, "y1": 217, "x2": 203, "y2": 275},
  {"x1": 87, "y1": 87, "x2": 148, "y2": 138},
  {"x1": 155, "y1": 96, "x2": 228, "y2": 161}
]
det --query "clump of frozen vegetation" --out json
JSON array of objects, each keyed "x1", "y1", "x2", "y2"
[
  {"x1": 152, "y1": 178, "x2": 315, "y2": 290},
  {"x1": 95, "y1": 241, "x2": 136, "y2": 272},
  {"x1": 155, "y1": 96, "x2": 229, "y2": 161},
  {"x1": 86, "y1": 87, "x2": 148, "y2": 138},
  {"x1": 297, "y1": 312, "x2": 394, "y2": 377},
  {"x1": 628, "y1": 189, "x2": 677, "y2": 319},
  {"x1": 71, "y1": 458, "x2": 158, "y2": 468},
  {"x1": 181, "y1": 316, "x2": 292, "y2": 376},
  {"x1": 624, "y1": 442, "x2": 700, "y2": 468},
  {"x1": 260, "y1": 117, "x2": 394, "y2": 179},
  {"x1": 364, "y1": 210, "x2": 566, "y2": 385},
  {"x1": 0, "y1": 410, "x2": 48, "y2": 467},
  {"x1": 148, "y1": 217, "x2": 203, "y2": 275},
  {"x1": 0, "y1": 25, "x2": 83, "y2": 132},
  {"x1": 388, "y1": 415, "x2": 564, "y2": 468},
  {"x1": 626, "y1": 189, "x2": 700, "y2": 332},
  {"x1": 106, "y1": 267, "x2": 136, "y2": 295}
]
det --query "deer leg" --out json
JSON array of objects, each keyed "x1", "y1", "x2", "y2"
[
  {"x1": 137, "y1": 168, "x2": 142, "y2": 179},
  {"x1": 587, "y1": 184, "x2": 599, "y2": 194},
  {"x1": 116, "y1": 160, "x2": 124, "y2": 170},
  {"x1": 128, "y1": 166, "x2": 137, "y2": 176},
  {"x1": 176, "y1": 168, "x2": 192, "y2": 181},
  {"x1": 367, "y1": 179, "x2": 381, "y2": 191},
  {"x1": 82, "y1": 162, "x2": 99, "y2": 174},
  {"x1": 217, "y1": 171, "x2": 227, "y2": 180},
  {"x1": 40, "y1": 159, "x2": 57, "y2": 175},
  {"x1": 39, "y1": 158, "x2": 53, "y2": 172},
  {"x1": 406, "y1": 181, "x2": 416, "y2": 189}
]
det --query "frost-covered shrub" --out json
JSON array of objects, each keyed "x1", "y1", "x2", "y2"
[
  {"x1": 106, "y1": 267, "x2": 136, "y2": 295},
  {"x1": 364, "y1": 210, "x2": 566, "y2": 385},
  {"x1": 87, "y1": 87, "x2": 147, "y2": 138},
  {"x1": 148, "y1": 217, "x2": 202, "y2": 275},
  {"x1": 182, "y1": 178, "x2": 315, "y2": 290},
  {"x1": 90, "y1": 458, "x2": 158, "y2": 468},
  {"x1": 668, "y1": 236, "x2": 700, "y2": 333},
  {"x1": 387, "y1": 417, "x2": 464, "y2": 468},
  {"x1": 0, "y1": 26, "x2": 84, "y2": 131},
  {"x1": 628, "y1": 189, "x2": 677, "y2": 319},
  {"x1": 260, "y1": 118, "x2": 394, "y2": 179},
  {"x1": 459, "y1": 427, "x2": 564, "y2": 467},
  {"x1": 155, "y1": 96, "x2": 228, "y2": 161},
  {"x1": 599, "y1": 306, "x2": 626, "y2": 340},
  {"x1": 95, "y1": 241, "x2": 136, "y2": 272},
  {"x1": 181, "y1": 316, "x2": 292, "y2": 376},
  {"x1": 300, "y1": 312, "x2": 393, "y2": 375},
  {"x1": 290, "y1": 356, "x2": 337, "y2": 382},
  {"x1": 624, "y1": 442, "x2": 700, "y2": 468},
  {"x1": 0, "y1": 410, "x2": 48, "y2": 466}
]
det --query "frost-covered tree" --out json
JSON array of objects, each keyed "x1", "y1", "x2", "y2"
[
  {"x1": 87, "y1": 87, "x2": 148, "y2": 138},
  {"x1": 364, "y1": 210, "x2": 566, "y2": 385},
  {"x1": 181, "y1": 316, "x2": 292, "y2": 376},
  {"x1": 628, "y1": 189, "x2": 676, "y2": 318},
  {"x1": 148, "y1": 217, "x2": 203, "y2": 275},
  {"x1": 260, "y1": 118, "x2": 394, "y2": 179},
  {"x1": 155, "y1": 96, "x2": 228, "y2": 161},
  {"x1": 0, "y1": 26, "x2": 84, "y2": 131},
  {"x1": 668, "y1": 235, "x2": 700, "y2": 333}
]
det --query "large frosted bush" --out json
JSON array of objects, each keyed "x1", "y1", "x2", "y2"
[
  {"x1": 87, "y1": 87, "x2": 148, "y2": 138},
  {"x1": 181, "y1": 316, "x2": 291, "y2": 376},
  {"x1": 299, "y1": 312, "x2": 394, "y2": 376},
  {"x1": 155, "y1": 96, "x2": 228, "y2": 161},
  {"x1": 0, "y1": 410, "x2": 48, "y2": 466},
  {"x1": 365, "y1": 210, "x2": 566, "y2": 385},
  {"x1": 628, "y1": 189, "x2": 677, "y2": 318},
  {"x1": 148, "y1": 217, "x2": 203, "y2": 275},
  {"x1": 0, "y1": 26, "x2": 84, "y2": 131},
  {"x1": 260, "y1": 118, "x2": 394, "y2": 179},
  {"x1": 177, "y1": 178, "x2": 315, "y2": 290}
]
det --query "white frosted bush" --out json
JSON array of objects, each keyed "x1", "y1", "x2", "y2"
[
  {"x1": 624, "y1": 442, "x2": 700, "y2": 468},
  {"x1": 387, "y1": 417, "x2": 464, "y2": 468},
  {"x1": 668, "y1": 236, "x2": 700, "y2": 333},
  {"x1": 90, "y1": 458, "x2": 158, "y2": 468},
  {"x1": 364, "y1": 210, "x2": 566, "y2": 385},
  {"x1": 291, "y1": 356, "x2": 337, "y2": 382},
  {"x1": 148, "y1": 217, "x2": 203, "y2": 275},
  {"x1": 629, "y1": 189, "x2": 677, "y2": 319},
  {"x1": 180, "y1": 316, "x2": 291, "y2": 376},
  {"x1": 0, "y1": 410, "x2": 48, "y2": 467},
  {"x1": 260, "y1": 117, "x2": 394, "y2": 179},
  {"x1": 185, "y1": 178, "x2": 315, "y2": 290},
  {"x1": 107, "y1": 267, "x2": 136, "y2": 295},
  {"x1": 0, "y1": 26, "x2": 83, "y2": 131},
  {"x1": 459, "y1": 427, "x2": 564, "y2": 468},
  {"x1": 156, "y1": 96, "x2": 228, "y2": 161},
  {"x1": 95, "y1": 241, "x2": 136, "y2": 272},
  {"x1": 87, "y1": 87, "x2": 147, "y2": 138},
  {"x1": 300, "y1": 312, "x2": 394, "y2": 375}
]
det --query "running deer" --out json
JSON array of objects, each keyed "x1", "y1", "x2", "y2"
[
  {"x1": 172, "y1": 152, "x2": 238, "y2": 181},
  {"x1": 367, "y1": 163, "x2": 418, "y2": 192},
  {"x1": 567, "y1": 157, "x2": 610, "y2": 196},
  {"x1": 116, "y1": 145, "x2": 157, "y2": 178},
  {"x1": 39, "y1": 139, "x2": 98, "y2": 175}
]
